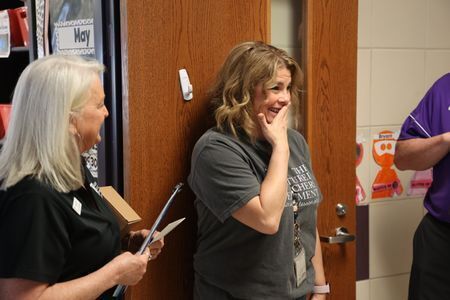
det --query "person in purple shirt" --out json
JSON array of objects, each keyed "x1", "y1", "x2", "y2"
[{"x1": 395, "y1": 73, "x2": 450, "y2": 300}]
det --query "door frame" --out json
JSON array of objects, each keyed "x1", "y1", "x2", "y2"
[{"x1": 303, "y1": 0, "x2": 358, "y2": 299}]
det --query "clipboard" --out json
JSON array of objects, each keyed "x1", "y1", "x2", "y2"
[{"x1": 113, "y1": 182, "x2": 184, "y2": 298}]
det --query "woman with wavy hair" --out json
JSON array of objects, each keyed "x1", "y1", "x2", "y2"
[{"x1": 188, "y1": 41, "x2": 328, "y2": 300}]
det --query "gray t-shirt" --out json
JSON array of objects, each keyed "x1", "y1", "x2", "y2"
[{"x1": 188, "y1": 128, "x2": 322, "y2": 299}]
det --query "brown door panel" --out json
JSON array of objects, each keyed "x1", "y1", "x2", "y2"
[{"x1": 121, "y1": 1, "x2": 269, "y2": 299}]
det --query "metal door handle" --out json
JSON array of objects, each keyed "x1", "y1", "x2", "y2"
[{"x1": 320, "y1": 227, "x2": 355, "y2": 244}]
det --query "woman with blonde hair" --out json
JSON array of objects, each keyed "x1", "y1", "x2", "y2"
[
  {"x1": 0, "y1": 55, "x2": 163, "y2": 299},
  {"x1": 188, "y1": 41, "x2": 328, "y2": 299}
]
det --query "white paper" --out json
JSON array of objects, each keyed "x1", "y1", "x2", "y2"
[
  {"x1": 150, "y1": 218, "x2": 185, "y2": 244},
  {"x1": 0, "y1": 11, "x2": 10, "y2": 58}
]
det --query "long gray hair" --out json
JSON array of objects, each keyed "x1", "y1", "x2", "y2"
[{"x1": 0, "y1": 55, "x2": 104, "y2": 192}]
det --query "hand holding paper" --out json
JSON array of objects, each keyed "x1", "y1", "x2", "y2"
[
  {"x1": 113, "y1": 182, "x2": 184, "y2": 298},
  {"x1": 150, "y1": 218, "x2": 185, "y2": 245}
]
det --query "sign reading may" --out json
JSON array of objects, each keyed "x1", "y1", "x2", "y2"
[{"x1": 54, "y1": 18, "x2": 95, "y2": 56}]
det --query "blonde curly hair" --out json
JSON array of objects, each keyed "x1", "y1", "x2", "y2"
[{"x1": 211, "y1": 41, "x2": 303, "y2": 141}]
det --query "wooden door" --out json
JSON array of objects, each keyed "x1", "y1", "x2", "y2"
[
  {"x1": 304, "y1": 0, "x2": 358, "y2": 299},
  {"x1": 120, "y1": 1, "x2": 269, "y2": 299}
]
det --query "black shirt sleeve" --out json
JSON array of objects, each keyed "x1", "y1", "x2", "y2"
[{"x1": 0, "y1": 183, "x2": 71, "y2": 284}]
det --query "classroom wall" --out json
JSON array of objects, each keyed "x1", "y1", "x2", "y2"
[{"x1": 356, "y1": 0, "x2": 450, "y2": 299}]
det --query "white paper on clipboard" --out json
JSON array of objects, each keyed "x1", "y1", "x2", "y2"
[
  {"x1": 150, "y1": 217, "x2": 185, "y2": 244},
  {"x1": 113, "y1": 183, "x2": 183, "y2": 298}
]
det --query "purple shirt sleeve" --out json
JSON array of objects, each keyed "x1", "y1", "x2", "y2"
[
  {"x1": 399, "y1": 73, "x2": 450, "y2": 140},
  {"x1": 397, "y1": 73, "x2": 450, "y2": 223}
]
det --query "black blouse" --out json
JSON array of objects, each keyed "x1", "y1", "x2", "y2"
[{"x1": 0, "y1": 166, "x2": 121, "y2": 297}]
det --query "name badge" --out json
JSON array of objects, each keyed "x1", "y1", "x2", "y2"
[
  {"x1": 72, "y1": 197, "x2": 82, "y2": 215},
  {"x1": 294, "y1": 248, "x2": 307, "y2": 287}
]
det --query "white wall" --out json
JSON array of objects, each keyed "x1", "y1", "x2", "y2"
[
  {"x1": 271, "y1": 0, "x2": 302, "y2": 62},
  {"x1": 356, "y1": 0, "x2": 450, "y2": 299}
]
